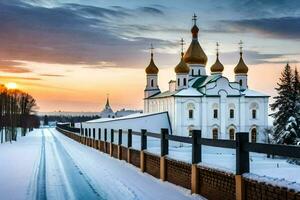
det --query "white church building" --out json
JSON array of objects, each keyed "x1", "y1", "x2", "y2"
[{"x1": 143, "y1": 16, "x2": 269, "y2": 142}]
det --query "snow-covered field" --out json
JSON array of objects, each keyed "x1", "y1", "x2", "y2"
[{"x1": 0, "y1": 128, "x2": 203, "y2": 200}]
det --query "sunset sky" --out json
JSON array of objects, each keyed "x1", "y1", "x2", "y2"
[{"x1": 0, "y1": 0, "x2": 299, "y2": 112}]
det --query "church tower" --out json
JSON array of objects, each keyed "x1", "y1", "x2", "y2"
[
  {"x1": 234, "y1": 41, "x2": 249, "y2": 91},
  {"x1": 175, "y1": 39, "x2": 190, "y2": 90},
  {"x1": 183, "y1": 14, "x2": 208, "y2": 77},
  {"x1": 210, "y1": 42, "x2": 224, "y2": 75},
  {"x1": 144, "y1": 44, "x2": 160, "y2": 98}
]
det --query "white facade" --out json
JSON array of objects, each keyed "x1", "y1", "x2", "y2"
[{"x1": 144, "y1": 20, "x2": 269, "y2": 142}]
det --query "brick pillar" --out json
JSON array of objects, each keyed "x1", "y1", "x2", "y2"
[
  {"x1": 236, "y1": 175, "x2": 245, "y2": 200},
  {"x1": 191, "y1": 164, "x2": 199, "y2": 194},
  {"x1": 140, "y1": 151, "x2": 145, "y2": 172},
  {"x1": 160, "y1": 156, "x2": 166, "y2": 181}
]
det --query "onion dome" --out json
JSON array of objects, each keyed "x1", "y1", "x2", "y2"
[
  {"x1": 183, "y1": 14, "x2": 207, "y2": 65},
  {"x1": 145, "y1": 52, "x2": 159, "y2": 74},
  {"x1": 175, "y1": 53, "x2": 190, "y2": 74},
  {"x1": 234, "y1": 52, "x2": 248, "y2": 74},
  {"x1": 211, "y1": 53, "x2": 224, "y2": 73}
]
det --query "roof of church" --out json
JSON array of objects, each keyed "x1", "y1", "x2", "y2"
[{"x1": 148, "y1": 75, "x2": 269, "y2": 99}]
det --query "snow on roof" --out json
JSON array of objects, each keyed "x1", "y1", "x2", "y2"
[
  {"x1": 175, "y1": 87, "x2": 202, "y2": 96},
  {"x1": 242, "y1": 89, "x2": 269, "y2": 97},
  {"x1": 149, "y1": 90, "x2": 178, "y2": 99}
]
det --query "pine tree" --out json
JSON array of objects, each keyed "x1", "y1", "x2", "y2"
[
  {"x1": 292, "y1": 68, "x2": 300, "y2": 137},
  {"x1": 271, "y1": 63, "x2": 295, "y2": 144}
]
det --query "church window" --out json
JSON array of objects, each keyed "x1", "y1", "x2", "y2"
[
  {"x1": 251, "y1": 128, "x2": 257, "y2": 143},
  {"x1": 198, "y1": 69, "x2": 201, "y2": 75},
  {"x1": 252, "y1": 110, "x2": 257, "y2": 119},
  {"x1": 183, "y1": 78, "x2": 187, "y2": 86},
  {"x1": 98, "y1": 128, "x2": 101, "y2": 140},
  {"x1": 230, "y1": 109, "x2": 234, "y2": 118},
  {"x1": 189, "y1": 110, "x2": 193, "y2": 119},
  {"x1": 89, "y1": 129, "x2": 91, "y2": 137},
  {"x1": 213, "y1": 109, "x2": 218, "y2": 119},
  {"x1": 212, "y1": 128, "x2": 218, "y2": 139},
  {"x1": 239, "y1": 80, "x2": 242, "y2": 86},
  {"x1": 108, "y1": 115, "x2": 110, "y2": 118},
  {"x1": 151, "y1": 79, "x2": 154, "y2": 87},
  {"x1": 177, "y1": 78, "x2": 180, "y2": 86},
  {"x1": 192, "y1": 69, "x2": 194, "y2": 76},
  {"x1": 93, "y1": 128, "x2": 95, "y2": 139},
  {"x1": 85, "y1": 128, "x2": 88, "y2": 137},
  {"x1": 229, "y1": 128, "x2": 235, "y2": 140}
]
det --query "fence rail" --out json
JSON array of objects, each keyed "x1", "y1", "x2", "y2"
[{"x1": 56, "y1": 123, "x2": 300, "y2": 175}]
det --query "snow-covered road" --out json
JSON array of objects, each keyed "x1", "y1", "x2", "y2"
[{"x1": 0, "y1": 128, "x2": 203, "y2": 200}]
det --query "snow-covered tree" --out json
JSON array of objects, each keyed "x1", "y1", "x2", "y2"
[
  {"x1": 271, "y1": 63, "x2": 295, "y2": 143},
  {"x1": 292, "y1": 68, "x2": 300, "y2": 137},
  {"x1": 276, "y1": 116, "x2": 298, "y2": 144}
]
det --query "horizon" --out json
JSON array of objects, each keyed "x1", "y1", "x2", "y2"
[{"x1": 0, "y1": 0, "x2": 300, "y2": 112}]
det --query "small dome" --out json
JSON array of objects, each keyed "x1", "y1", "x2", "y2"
[
  {"x1": 145, "y1": 53, "x2": 159, "y2": 74},
  {"x1": 211, "y1": 55, "x2": 224, "y2": 73},
  {"x1": 175, "y1": 53, "x2": 190, "y2": 74},
  {"x1": 234, "y1": 53, "x2": 248, "y2": 74}
]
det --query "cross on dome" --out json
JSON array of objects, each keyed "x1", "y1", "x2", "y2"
[
  {"x1": 216, "y1": 42, "x2": 220, "y2": 56},
  {"x1": 239, "y1": 40, "x2": 243, "y2": 54},
  {"x1": 192, "y1": 13, "x2": 197, "y2": 25},
  {"x1": 180, "y1": 38, "x2": 185, "y2": 56}
]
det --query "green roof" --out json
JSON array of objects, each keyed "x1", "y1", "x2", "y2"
[{"x1": 192, "y1": 75, "x2": 221, "y2": 91}]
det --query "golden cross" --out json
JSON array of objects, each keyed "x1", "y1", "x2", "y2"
[
  {"x1": 149, "y1": 43, "x2": 154, "y2": 54},
  {"x1": 216, "y1": 42, "x2": 220, "y2": 55}
]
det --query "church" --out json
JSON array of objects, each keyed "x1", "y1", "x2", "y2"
[{"x1": 143, "y1": 15, "x2": 269, "y2": 142}]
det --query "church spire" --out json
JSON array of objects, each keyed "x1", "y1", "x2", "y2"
[
  {"x1": 145, "y1": 43, "x2": 159, "y2": 74},
  {"x1": 210, "y1": 42, "x2": 224, "y2": 74},
  {"x1": 105, "y1": 94, "x2": 110, "y2": 108}
]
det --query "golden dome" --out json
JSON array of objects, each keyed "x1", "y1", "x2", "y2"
[
  {"x1": 211, "y1": 54, "x2": 224, "y2": 73},
  {"x1": 145, "y1": 53, "x2": 159, "y2": 74},
  {"x1": 183, "y1": 25, "x2": 208, "y2": 65},
  {"x1": 175, "y1": 53, "x2": 190, "y2": 74},
  {"x1": 234, "y1": 52, "x2": 248, "y2": 74}
]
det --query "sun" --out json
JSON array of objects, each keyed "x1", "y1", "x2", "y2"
[{"x1": 5, "y1": 82, "x2": 18, "y2": 89}]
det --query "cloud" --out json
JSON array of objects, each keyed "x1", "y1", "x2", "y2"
[
  {"x1": 214, "y1": 50, "x2": 291, "y2": 65},
  {"x1": 0, "y1": 76, "x2": 41, "y2": 81},
  {"x1": 39, "y1": 73, "x2": 65, "y2": 77},
  {"x1": 0, "y1": 1, "x2": 170, "y2": 69},
  {"x1": 220, "y1": 17, "x2": 300, "y2": 39}
]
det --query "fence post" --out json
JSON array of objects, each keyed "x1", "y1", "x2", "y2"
[
  {"x1": 235, "y1": 132, "x2": 249, "y2": 200},
  {"x1": 118, "y1": 129, "x2": 122, "y2": 160},
  {"x1": 127, "y1": 129, "x2": 132, "y2": 163},
  {"x1": 104, "y1": 128, "x2": 107, "y2": 153},
  {"x1": 98, "y1": 128, "x2": 101, "y2": 151},
  {"x1": 191, "y1": 130, "x2": 201, "y2": 194},
  {"x1": 160, "y1": 128, "x2": 169, "y2": 181},
  {"x1": 110, "y1": 129, "x2": 114, "y2": 156},
  {"x1": 140, "y1": 129, "x2": 147, "y2": 172}
]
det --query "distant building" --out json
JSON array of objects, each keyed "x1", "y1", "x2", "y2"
[
  {"x1": 99, "y1": 96, "x2": 142, "y2": 118},
  {"x1": 115, "y1": 109, "x2": 142, "y2": 118},
  {"x1": 99, "y1": 97, "x2": 115, "y2": 118}
]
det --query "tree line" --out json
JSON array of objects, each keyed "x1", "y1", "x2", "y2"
[
  {"x1": 0, "y1": 84, "x2": 40, "y2": 143},
  {"x1": 271, "y1": 64, "x2": 300, "y2": 145}
]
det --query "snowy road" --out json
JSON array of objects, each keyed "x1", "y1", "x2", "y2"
[{"x1": 0, "y1": 129, "x2": 203, "y2": 200}]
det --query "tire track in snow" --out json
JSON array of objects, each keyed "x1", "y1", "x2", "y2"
[
  {"x1": 36, "y1": 129, "x2": 47, "y2": 200},
  {"x1": 47, "y1": 129, "x2": 103, "y2": 200}
]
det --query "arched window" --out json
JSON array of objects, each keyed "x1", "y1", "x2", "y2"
[
  {"x1": 229, "y1": 128, "x2": 235, "y2": 140},
  {"x1": 177, "y1": 78, "x2": 180, "y2": 86},
  {"x1": 189, "y1": 110, "x2": 193, "y2": 119},
  {"x1": 151, "y1": 79, "x2": 154, "y2": 87},
  {"x1": 183, "y1": 78, "x2": 187, "y2": 86},
  {"x1": 198, "y1": 69, "x2": 201, "y2": 75},
  {"x1": 212, "y1": 128, "x2": 218, "y2": 139},
  {"x1": 213, "y1": 109, "x2": 218, "y2": 119},
  {"x1": 192, "y1": 69, "x2": 194, "y2": 76},
  {"x1": 252, "y1": 110, "x2": 257, "y2": 119},
  {"x1": 89, "y1": 128, "x2": 91, "y2": 137},
  {"x1": 251, "y1": 128, "x2": 257, "y2": 143},
  {"x1": 230, "y1": 109, "x2": 234, "y2": 119},
  {"x1": 239, "y1": 80, "x2": 243, "y2": 86},
  {"x1": 93, "y1": 128, "x2": 96, "y2": 139}
]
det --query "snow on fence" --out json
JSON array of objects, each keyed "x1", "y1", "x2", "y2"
[{"x1": 56, "y1": 123, "x2": 300, "y2": 200}]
